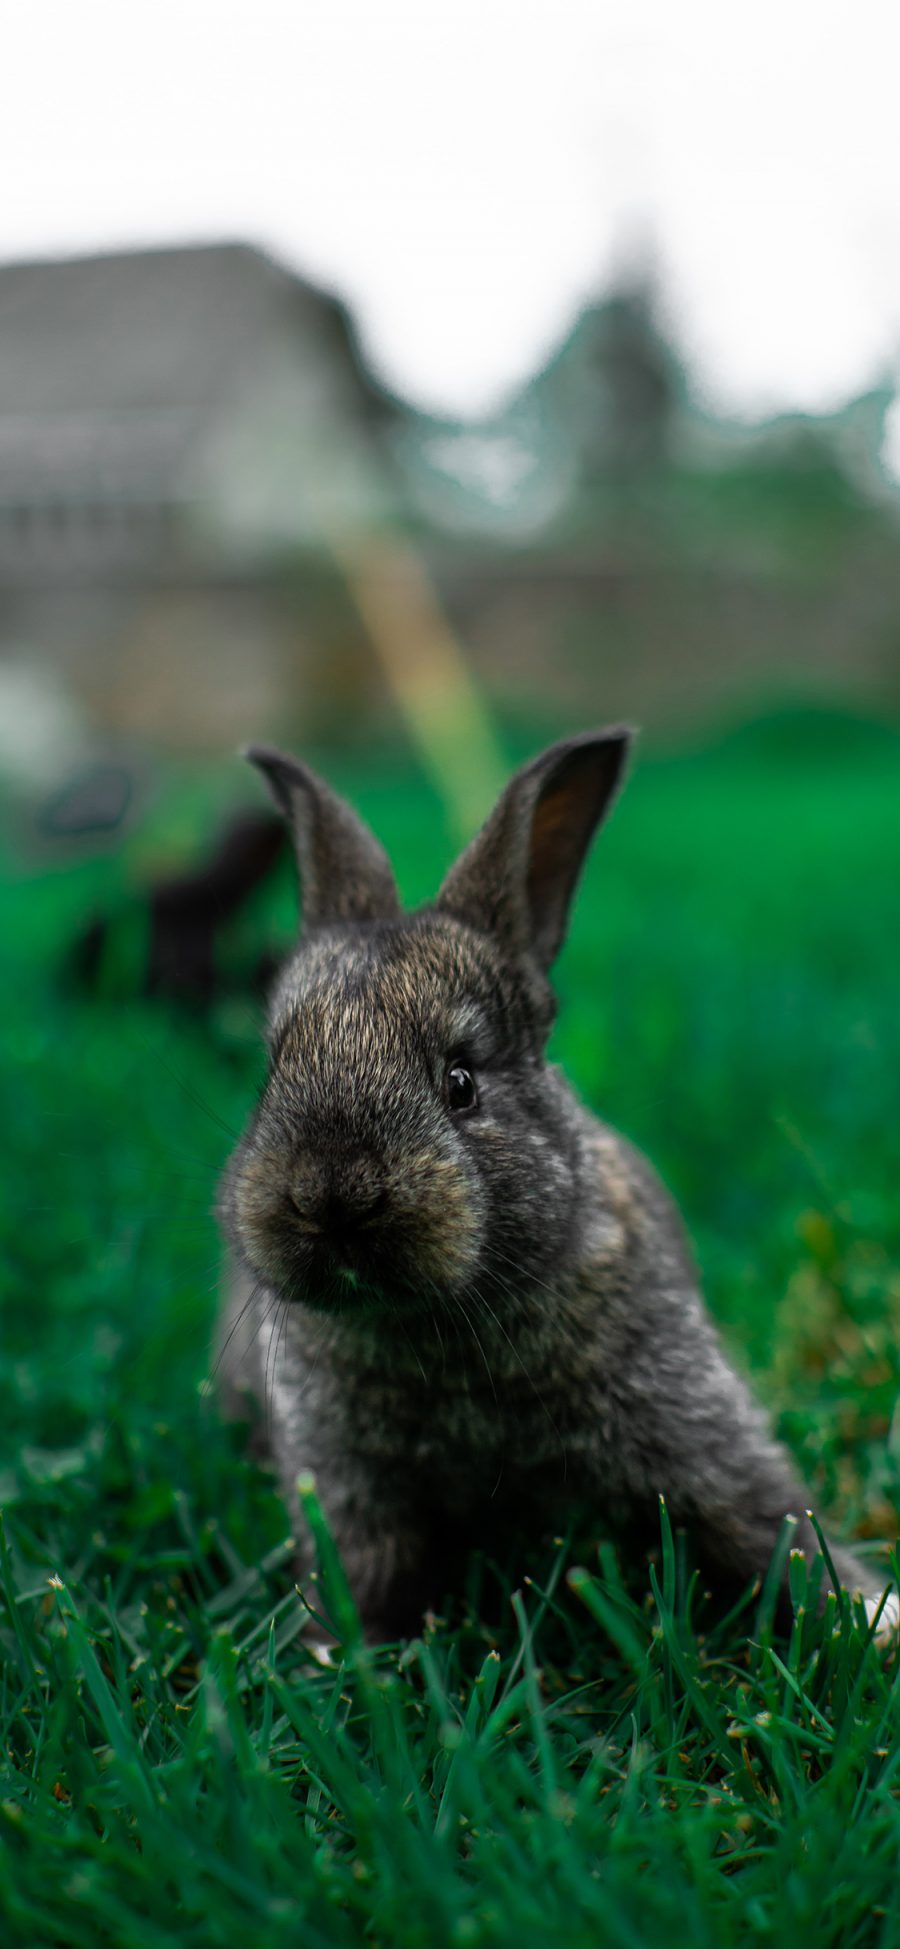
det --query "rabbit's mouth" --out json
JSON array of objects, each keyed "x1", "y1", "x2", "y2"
[
  {"x1": 231, "y1": 1141, "x2": 484, "y2": 1311},
  {"x1": 271, "y1": 1230, "x2": 435, "y2": 1317}
]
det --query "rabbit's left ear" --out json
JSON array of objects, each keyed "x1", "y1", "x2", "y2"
[
  {"x1": 243, "y1": 745, "x2": 401, "y2": 925},
  {"x1": 437, "y1": 728, "x2": 633, "y2": 969}
]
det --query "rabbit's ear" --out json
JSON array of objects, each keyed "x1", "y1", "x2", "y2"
[
  {"x1": 243, "y1": 745, "x2": 401, "y2": 924},
  {"x1": 437, "y1": 728, "x2": 632, "y2": 969}
]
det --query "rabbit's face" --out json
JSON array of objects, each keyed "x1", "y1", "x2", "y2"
[
  {"x1": 225, "y1": 726, "x2": 630, "y2": 1319},
  {"x1": 226, "y1": 914, "x2": 582, "y2": 1316}
]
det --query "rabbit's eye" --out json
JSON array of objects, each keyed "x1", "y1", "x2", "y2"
[{"x1": 445, "y1": 1063, "x2": 478, "y2": 1114}]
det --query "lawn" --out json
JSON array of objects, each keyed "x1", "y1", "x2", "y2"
[{"x1": 2, "y1": 706, "x2": 900, "y2": 1947}]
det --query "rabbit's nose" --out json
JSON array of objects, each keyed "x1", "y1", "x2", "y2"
[
  {"x1": 290, "y1": 1154, "x2": 388, "y2": 1239},
  {"x1": 323, "y1": 1181, "x2": 389, "y2": 1237}
]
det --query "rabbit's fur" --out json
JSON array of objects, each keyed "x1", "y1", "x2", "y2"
[{"x1": 217, "y1": 731, "x2": 896, "y2": 1644}]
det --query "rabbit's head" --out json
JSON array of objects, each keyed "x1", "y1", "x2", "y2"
[{"x1": 222, "y1": 731, "x2": 631, "y2": 1318}]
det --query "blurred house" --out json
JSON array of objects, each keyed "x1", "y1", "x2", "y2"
[
  {"x1": 0, "y1": 242, "x2": 396, "y2": 747},
  {"x1": 0, "y1": 241, "x2": 897, "y2": 764}
]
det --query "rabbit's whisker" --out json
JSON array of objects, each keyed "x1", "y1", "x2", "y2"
[
  {"x1": 469, "y1": 1275, "x2": 568, "y2": 1475},
  {"x1": 452, "y1": 1288, "x2": 498, "y2": 1403},
  {"x1": 265, "y1": 1296, "x2": 290, "y2": 1444},
  {"x1": 395, "y1": 1311, "x2": 429, "y2": 1387},
  {"x1": 489, "y1": 1243, "x2": 567, "y2": 1310},
  {"x1": 130, "y1": 1027, "x2": 242, "y2": 1146},
  {"x1": 209, "y1": 1277, "x2": 266, "y2": 1381}
]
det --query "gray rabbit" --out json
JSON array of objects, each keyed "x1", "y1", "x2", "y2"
[{"x1": 216, "y1": 730, "x2": 896, "y2": 1645}]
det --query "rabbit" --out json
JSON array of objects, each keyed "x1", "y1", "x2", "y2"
[{"x1": 216, "y1": 729, "x2": 898, "y2": 1647}]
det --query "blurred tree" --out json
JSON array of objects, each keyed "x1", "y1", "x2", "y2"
[{"x1": 534, "y1": 281, "x2": 681, "y2": 484}]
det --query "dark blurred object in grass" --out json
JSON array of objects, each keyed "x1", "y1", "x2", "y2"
[{"x1": 68, "y1": 805, "x2": 286, "y2": 1007}]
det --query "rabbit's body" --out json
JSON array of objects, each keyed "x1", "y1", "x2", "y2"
[{"x1": 217, "y1": 735, "x2": 896, "y2": 1642}]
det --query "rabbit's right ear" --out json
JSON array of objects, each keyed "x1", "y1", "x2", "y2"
[
  {"x1": 436, "y1": 728, "x2": 632, "y2": 969},
  {"x1": 243, "y1": 746, "x2": 401, "y2": 925}
]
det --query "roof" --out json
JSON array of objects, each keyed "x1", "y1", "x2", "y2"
[{"x1": 0, "y1": 241, "x2": 384, "y2": 504}]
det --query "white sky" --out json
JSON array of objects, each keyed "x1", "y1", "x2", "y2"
[{"x1": 5, "y1": 0, "x2": 900, "y2": 425}]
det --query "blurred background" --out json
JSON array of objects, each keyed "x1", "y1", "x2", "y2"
[
  {"x1": 2, "y1": 0, "x2": 900, "y2": 1553},
  {"x1": 2, "y1": 0, "x2": 900, "y2": 808},
  {"x1": 4, "y1": 24, "x2": 900, "y2": 1927}
]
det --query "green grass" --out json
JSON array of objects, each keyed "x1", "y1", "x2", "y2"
[{"x1": 2, "y1": 708, "x2": 900, "y2": 1947}]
